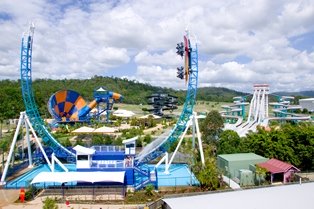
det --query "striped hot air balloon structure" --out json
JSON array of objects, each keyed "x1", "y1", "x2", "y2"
[{"x1": 48, "y1": 89, "x2": 122, "y2": 122}]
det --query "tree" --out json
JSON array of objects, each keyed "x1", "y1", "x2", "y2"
[
  {"x1": 190, "y1": 145, "x2": 222, "y2": 191},
  {"x1": 240, "y1": 123, "x2": 314, "y2": 171},
  {"x1": 0, "y1": 136, "x2": 10, "y2": 172},
  {"x1": 60, "y1": 138, "x2": 72, "y2": 147},
  {"x1": 91, "y1": 135, "x2": 104, "y2": 145},
  {"x1": 200, "y1": 110, "x2": 224, "y2": 144},
  {"x1": 217, "y1": 130, "x2": 242, "y2": 154},
  {"x1": 255, "y1": 165, "x2": 267, "y2": 185},
  {"x1": 143, "y1": 134, "x2": 152, "y2": 144},
  {"x1": 192, "y1": 155, "x2": 221, "y2": 190},
  {"x1": 42, "y1": 197, "x2": 58, "y2": 209}
]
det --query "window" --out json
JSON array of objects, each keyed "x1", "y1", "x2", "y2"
[
  {"x1": 126, "y1": 144, "x2": 135, "y2": 148},
  {"x1": 77, "y1": 155, "x2": 88, "y2": 160}
]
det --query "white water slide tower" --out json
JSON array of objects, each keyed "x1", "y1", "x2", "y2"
[
  {"x1": 247, "y1": 84, "x2": 269, "y2": 124},
  {"x1": 230, "y1": 84, "x2": 270, "y2": 137}
]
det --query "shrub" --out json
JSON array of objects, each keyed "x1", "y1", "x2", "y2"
[{"x1": 43, "y1": 197, "x2": 58, "y2": 209}]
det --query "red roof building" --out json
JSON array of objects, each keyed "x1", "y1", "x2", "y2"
[{"x1": 257, "y1": 158, "x2": 300, "y2": 184}]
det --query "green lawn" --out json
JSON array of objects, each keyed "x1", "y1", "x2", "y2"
[{"x1": 114, "y1": 101, "x2": 231, "y2": 116}]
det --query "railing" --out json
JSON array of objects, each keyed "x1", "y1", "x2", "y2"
[
  {"x1": 91, "y1": 160, "x2": 125, "y2": 168},
  {"x1": 157, "y1": 176, "x2": 199, "y2": 188},
  {"x1": 39, "y1": 185, "x2": 126, "y2": 201},
  {"x1": 92, "y1": 145, "x2": 124, "y2": 152}
]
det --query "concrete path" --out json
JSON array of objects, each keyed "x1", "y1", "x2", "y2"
[
  {"x1": 0, "y1": 189, "x2": 20, "y2": 208},
  {"x1": 222, "y1": 175, "x2": 241, "y2": 190},
  {"x1": 2, "y1": 196, "x2": 145, "y2": 209}
]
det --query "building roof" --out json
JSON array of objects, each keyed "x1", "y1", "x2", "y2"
[
  {"x1": 72, "y1": 126, "x2": 95, "y2": 133},
  {"x1": 93, "y1": 126, "x2": 117, "y2": 133},
  {"x1": 122, "y1": 136, "x2": 138, "y2": 144},
  {"x1": 257, "y1": 158, "x2": 300, "y2": 174},
  {"x1": 113, "y1": 109, "x2": 135, "y2": 117},
  {"x1": 139, "y1": 114, "x2": 161, "y2": 119},
  {"x1": 218, "y1": 153, "x2": 267, "y2": 162},
  {"x1": 163, "y1": 182, "x2": 314, "y2": 209},
  {"x1": 73, "y1": 145, "x2": 96, "y2": 155},
  {"x1": 31, "y1": 171, "x2": 125, "y2": 184}
]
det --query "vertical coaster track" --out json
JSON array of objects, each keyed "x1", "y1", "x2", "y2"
[
  {"x1": 19, "y1": 25, "x2": 198, "y2": 163},
  {"x1": 135, "y1": 34, "x2": 198, "y2": 165},
  {"x1": 20, "y1": 25, "x2": 75, "y2": 158}
]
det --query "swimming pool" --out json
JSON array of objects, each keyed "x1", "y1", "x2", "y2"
[
  {"x1": 151, "y1": 164, "x2": 199, "y2": 187},
  {"x1": 5, "y1": 164, "x2": 76, "y2": 189},
  {"x1": 5, "y1": 163, "x2": 198, "y2": 189}
]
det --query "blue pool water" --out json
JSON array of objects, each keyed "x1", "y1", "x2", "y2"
[
  {"x1": 150, "y1": 164, "x2": 199, "y2": 187},
  {"x1": 6, "y1": 163, "x2": 198, "y2": 189},
  {"x1": 6, "y1": 164, "x2": 76, "y2": 189}
]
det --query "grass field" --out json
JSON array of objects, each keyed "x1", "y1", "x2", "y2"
[{"x1": 114, "y1": 101, "x2": 231, "y2": 116}]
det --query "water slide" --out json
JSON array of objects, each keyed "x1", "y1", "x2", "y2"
[
  {"x1": 48, "y1": 89, "x2": 122, "y2": 122},
  {"x1": 231, "y1": 85, "x2": 270, "y2": 136},
  {"x1": 224, "y1": 116, "x2": 243, "y2": 129},
  {"x1": 20, "y1": 25, "x2": 75, "y2": 158},
  {"x1": 135, "y1": 34, "x2": 198, "y2": 165}
]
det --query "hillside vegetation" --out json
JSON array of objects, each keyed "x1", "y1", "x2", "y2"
[{"x1": 0, "y1": 76, "x2": 310, "y2": 119}]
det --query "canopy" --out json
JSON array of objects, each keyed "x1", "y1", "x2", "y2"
[
  {"x1": 73, "y1": 145, "x2": 95, "y2": 155},
  {"x1": 72, "y1": 126, "x2": 95, "y2": 133},
  {"x1": 139, "y1": 114, "x2": 161, "y2": 119},
  {"x1": 93, "y1": 126, "x2": 117, "y2": 133},
  {"x1": 31, "y1": 171, "x2": 125, "y2": 184},
  {"x1": 113, "y1": 109, "x2": 135, "y2": 117}
]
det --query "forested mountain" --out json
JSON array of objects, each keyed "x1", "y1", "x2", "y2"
[{"x1": 0, "y1": 76, "x2": 311, "y2": 119}]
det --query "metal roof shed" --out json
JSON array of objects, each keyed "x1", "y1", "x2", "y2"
[
  {"x1": 257, "y1": 158, "x2": 300, "y2": 184},
  {"x1": 217, "y1": 153, "x2": 268, "y2": 179}
]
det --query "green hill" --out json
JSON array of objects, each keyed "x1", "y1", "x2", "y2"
[
  {"x1": 273, "y1": 91, "x2": 314, "y2": 97},
  {"x1": 0, "y1": 76, "x2": 247, "y2": 119}
]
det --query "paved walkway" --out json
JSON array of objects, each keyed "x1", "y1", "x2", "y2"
[
  {"x1": 1, "y1": 174, "x2": 145, "y2": 209},
  {"x1": 0, "y1": 189, "x2": 20, "y2": 208},
  {"x1": 3, "y1": 200, "x2": 144, "y2": 209},
  {"x1": 222, "y1": 175, "x2": 241, "y2": 190}
]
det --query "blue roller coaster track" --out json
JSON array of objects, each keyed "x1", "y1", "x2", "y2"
[
  {"x1": 19, "y1": 25, "x2": 198, "y2": 165},
  {"x1": 20, "y1": 25, "x2": 75, "y2": 158},
  {"x1": 135, "y1": 36, "x2": 198, "y2": 165}
]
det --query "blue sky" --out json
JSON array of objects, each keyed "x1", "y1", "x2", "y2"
[{"x1": 0, "y1": 0, "x2": 313, "y2": 93}]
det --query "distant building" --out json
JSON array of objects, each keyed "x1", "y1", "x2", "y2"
[{"x1": 299, "y1": 98, "x2": 314, "y2": 112}]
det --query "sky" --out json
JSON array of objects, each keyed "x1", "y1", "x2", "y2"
[{"x1": 0, "y1": 0, "x2": 313, "y2": 93}]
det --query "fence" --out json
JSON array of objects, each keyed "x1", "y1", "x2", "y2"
[{"x1": 39, "y1": 185, "x2": 126, "y2": 201}]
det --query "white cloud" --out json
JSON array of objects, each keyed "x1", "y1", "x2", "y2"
[
  {"x1": 0, "y1": 0, "x2": 313, "y2": 94},
  {"x1": 134, "y1": 50, "x2": 181, "y2": 67}
]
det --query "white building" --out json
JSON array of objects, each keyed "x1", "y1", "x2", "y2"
[{"x1": 299, "y1": 98, "x2": 314, "y2": 112}]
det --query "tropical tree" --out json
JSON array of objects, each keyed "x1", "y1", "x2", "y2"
[
  {"x1": 217, "y1": 130, "x2": 242, "y2": 154},
  {"x1": 0, "y1": 136, "x2": 10, "y2": 172},
  {"x1": 192, "y1": 154, "x2": 221, "y2": 190},
  {"x1": 200, "y1": 110, "x2": 224, "y2": 144},
  {"x1": 255, "y1": 165, "x2": 268, "y2": 185}
]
